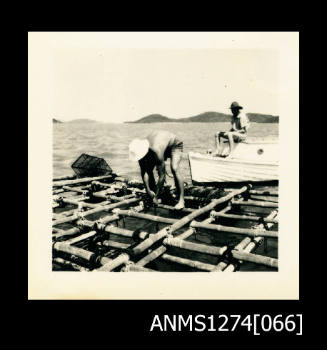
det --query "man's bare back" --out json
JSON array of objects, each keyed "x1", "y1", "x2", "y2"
[
  {"x1": 135, "y1": 130, "x2": 185, "y2": 210},
  {"x1": 146, "y1": 130, "x2": 182, "y2": 161}
]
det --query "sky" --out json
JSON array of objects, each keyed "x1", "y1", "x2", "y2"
[{"x1": 53, "y1": 48, "x2": 279, "y2": 123}]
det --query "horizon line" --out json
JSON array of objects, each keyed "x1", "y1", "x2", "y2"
[{"x1": 53, "y1": 110, "x2": 280, "y2": 123}]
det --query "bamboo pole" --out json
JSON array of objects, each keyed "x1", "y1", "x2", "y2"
[
  {"x1": 83, "y1": 198, "x2": 141, "y2": 216},
  {"x1": 190, "y1": 221, "x2": 278, "y2": 238},
  {"x1": 60, "y1": 196, "x2": 90, "y2": 206},
  {"x1": 211, "y1": 237, "x2": 253, "y2": 272},
  {"x1": 96, "y1": 253, "x2": 130, "y2": 271},
  {"x1": 106, "y1": 187, "x2": 249, "y2": 271},
  {"x1": 53, "y1": 227, "x2": 82, "y2": 240},
  {"x1": 170, "y1": 205, "x2": 228, "y2": 272},
  {"x1": 249, "y1": 190, "x2": 278, "y2": 196},
  {"x1": 53, "y1": 257, "x2": 90, "y2": 271},
  {"x1": 62, "y1": 186, "x2": 88, "y2": 194},
  {"x1": 135, "y1": 245, "x2": 167, "y2": 267},
  {"x1": 92, "y1": 190, "x2": 119, "y2": 199},
  {"x1": 167, "y1": 186, "x2": 248, "y2": 233},
  {"x1": 53, "y1": 188, "x2": 65, "y2": 195},
  {"x1": 102, "y1": 240, "x2": 131, "y2": 250},
  {"x1": 52, "y1": 227, "x2": 65, "y2": 234},
  {"x1": 76, "y1": 215, "x2": 120, "y2": 228},
  {"x1": 163, "y1": 237, "x2": 227, "y2": 256},
  {"x1": 210, "y1": 211, "x2": 278, "y2": 224},
  {"x1": 231, "y1": 250, "x2": 278, "y2": 268},
  {"x1": 53, "y1": 242, "x2": 95, "y2": 261},
  {"x1": 176, "y1": 205, "x2": 230, "y2": 241},
  {"x1": 114, "y1": 176, "x2": 128, "y2": 182},
  {"x1": 134, "y1": 187, "x2": 248, "y2": 256},
  {"x1": 231, "y1": 199, "x2": 278, "y2": 208},
  {"x1": 175, "y1": 227, "x2": 197, "y2": 241},
  {"x1": 184, "y1": 195, "x2": 207, "y2": 201},
  {"x1": 53, "y1": 175, "x2": 113, "y2": 187},
  {"x1": 54, "y1": 187, "x2": 247, "y2": 272},
  {"x1": 52, "y1": 214, "x2": 80, "y2": 226},
  {"x1": 52, "y1": 197, "x2": 140, "y2": 226},
  {"x1": 73, "y1": 201, "x2": 109, "y2": 209},
  {"x1": 156, "y1": 204, "x2": 195, "y2": 213},
  {"x1": 91, "y1": 181, "x2": 113, "y2": 188},
  {"x1": 105, "y1": 226, "x2": 147, "y2": 239},
  {"x1": 250, "y1": 195, "x2": 279, "y2": 203},
  {"x1": 64, "y1": 230, "x2": 97, "y2": 245},
  {"x1": 109, "y1": 194, "x2": 136, "y2": 201},
  {"x1": 121, "y1": 264, "x2": 155, "y2": 272},
  {"x1": 160, "y1": 254, "x2": 216, "y2": 272},
  {"x1": 221, "y1": 210, "x2": 278, "y2": 272},
  {"x1": 53, "y1": 175, "x2": 76, "y2": 182},
  {"x1": 53, "y1": 240, "x2": 115, "y2": 266},
  {"x1": 53, "y1": 208, "x2": 79, "y2": 221},
  {"x1": 76, "y1": 217, "x2": 147, "y2": 239},
  {"x1": 99, "y1": 214, "x2": 121, "y2": 225},
  {"x1": 112, "y1": 209, "x2": 178, "y2": 225}
]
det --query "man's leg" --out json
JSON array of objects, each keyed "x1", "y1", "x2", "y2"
[
  {"x1": 170, "y1": 149, "x2": 184, "y2": 209},
  {"x1": 215, "y1": 132, "x2": 220, "y2": 153},
  {"x1": 216, "y1": 132, "x2": 228, "y2": 155},
  {"x1": 148, "y1": 171, "x2": 156, "y2": 193},
  {"x1": 226, "y1": 132, "x2": 235, "y2": 155},
  {"x1": 226, "y1": 132, "x2": 245, "y2": 156}
]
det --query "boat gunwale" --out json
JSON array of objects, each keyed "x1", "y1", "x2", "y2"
[{"x1": 188, "y1": 151, "x2": 279, "y2": 166}]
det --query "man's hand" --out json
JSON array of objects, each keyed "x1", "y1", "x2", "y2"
[{"x1": 148, "y1": 191, "x2": 161, "y2": 205}]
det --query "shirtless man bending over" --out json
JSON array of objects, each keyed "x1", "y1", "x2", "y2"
[{"x1": 129, "y1": 130, "x2": 185, "y2": 209}]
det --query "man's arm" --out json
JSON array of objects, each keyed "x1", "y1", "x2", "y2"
[
  {"x1": 155, "y1": 161, "x2": 166, "y2": 198},
  {"x1": 240, "y1": 114, "x2": 250, "y2": 132},
  {"x1": 140, "y1": 167, "x2": 156, "y2": 199},
  {"x1": 230, "y1": 118, "x2": 236, "y2": 131}
]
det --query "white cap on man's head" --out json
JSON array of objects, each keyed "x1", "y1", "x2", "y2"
[{"x1": 128, "y1": 138, "x2": 150, "y2": 161}]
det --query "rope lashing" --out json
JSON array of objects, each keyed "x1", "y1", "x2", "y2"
[
  {"x1": 257, "y1": 216, "x2": 271, "y2": 231},
  {"x1": 57, "y1": 196, "x2": 65, "y2": 208},
  {"x1": 221, "y1": 245, "x2": 242, "y2": 271}
]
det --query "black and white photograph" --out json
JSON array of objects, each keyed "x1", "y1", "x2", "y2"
[{"x1": 28, "y1": 32, "x2": 299, "y2": 300}]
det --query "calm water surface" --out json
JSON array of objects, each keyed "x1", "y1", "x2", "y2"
[{"x1": 53, "y1": 122, "x2": 278, "y2": 183}]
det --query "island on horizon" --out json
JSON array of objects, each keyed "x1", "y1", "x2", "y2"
[
  {"x1": 53, "y1": 111, "x2": 279, "y2": 124},
  {"x1": 52, "y1": 118, "x2": 98, "y2": 124},
  {"x1": 125, "y1": 111, "x2": 279, "y2": 124}
]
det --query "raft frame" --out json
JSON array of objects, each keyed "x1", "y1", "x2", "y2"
[{"x1": 52, "y1": 172, "x2": 278, "y2": 273}]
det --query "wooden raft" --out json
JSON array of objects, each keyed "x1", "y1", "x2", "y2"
[{"x1": 52, "y1": 172, "x2": 278, "y2": 272}]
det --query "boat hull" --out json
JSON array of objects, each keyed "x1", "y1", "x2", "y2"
[{"x1": 188, "y1": 150, "x2": 279, "y2": 184}]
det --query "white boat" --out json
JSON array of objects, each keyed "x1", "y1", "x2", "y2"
[{"x1": 188, "y1": 140, "x2": 279, "y2": 184}]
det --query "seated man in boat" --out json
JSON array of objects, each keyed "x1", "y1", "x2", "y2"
[
  {"x1": 215, "y1": 101, "x2": 250, "y2": 156},
  {"x1": 129, "y1": 130, "x2": 185, "y2": 209}
]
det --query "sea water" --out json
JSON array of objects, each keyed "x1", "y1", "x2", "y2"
[
  {"x1": 53, "y1": 122, "x2": 279, "y2": 271},
  {"x1": 53, "y1": 122, "x2": 279, "y2": 181}
]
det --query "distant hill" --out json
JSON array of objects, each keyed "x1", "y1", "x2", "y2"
[
  {"x1": 67, "y1": 118, "x2": 98, "y2": 124},
  {"x1": 53, "y1": 118, "x2": 62, "y2": 123},
  {"x1": 247, "y1": 113, "x2": 279, "y2": 123},
  {"x1": 126, "y1": 111, "x2": 279, "y2": 124},
  {"x1": 130, "y1": 114, "x2": 172, "y2": 123}
]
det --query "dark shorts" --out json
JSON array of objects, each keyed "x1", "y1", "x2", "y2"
[
  {"x1": 232, "y1": 133, "x2": 246, "y2": 143},
  {"x1": 164, "y1": 140, "x2": 183, "y2": 159},
  {"x1": 219, "y1": 131, "x2": 246, "y2": 143}
]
